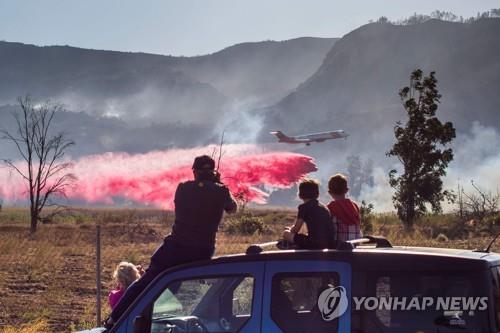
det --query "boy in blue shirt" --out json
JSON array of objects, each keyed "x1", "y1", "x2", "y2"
[{"x1": 282, "y1": 179, "x2": 335, "y2": 249}]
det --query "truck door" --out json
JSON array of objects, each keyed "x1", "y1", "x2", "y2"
[
  {"x1": 114, "y1": 261, "x2": 265, "y2": 333},
  {"x1": 262, "y1": 260, "x2": 352, "y2": 333}
]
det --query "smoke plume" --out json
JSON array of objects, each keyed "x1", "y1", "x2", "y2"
[
  {"x1": 357, "y1": 122, "x2": 500, "y2": 212},
  {"x1": 0, "y1": 144, "x2": 317, "y2": 209}
]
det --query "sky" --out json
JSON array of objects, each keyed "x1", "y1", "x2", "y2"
[{"x1": 0, "y1": 0, "x2": 498, "y2": 56}]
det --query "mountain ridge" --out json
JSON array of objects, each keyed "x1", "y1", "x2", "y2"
[
  {"x1": 265, "y1": 18, "x2": 500, "y2": 140},
  {"x1": 0, "y1": 37, "x2": 337, "y2": 156},
  {"x1": 0, "y1": 37, "x2": 337, "y2": 117}
]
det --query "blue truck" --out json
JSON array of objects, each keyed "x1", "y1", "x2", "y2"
[{"x1": 80, "y1": 237, "x2": 500, "y2": 332}]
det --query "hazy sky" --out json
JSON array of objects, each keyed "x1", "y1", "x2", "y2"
[{"x1": 1, "y1": 0, "x2": 498, "y2": 56}]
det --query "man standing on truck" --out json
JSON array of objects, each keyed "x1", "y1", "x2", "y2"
[{"x1": 106, "y1": 155, "x2": 237, "y2": 327}]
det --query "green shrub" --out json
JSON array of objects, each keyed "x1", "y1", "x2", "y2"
[
  {"x1": 360, "y1": 201, "x2": 374, "y2": 234},
  {"x1": 225, "y1": 213, "x2": 269, "y2": 235}
]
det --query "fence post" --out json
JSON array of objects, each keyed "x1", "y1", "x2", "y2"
[{"x1": 96, "y1": 224, "x2": 102, "y2": 325}]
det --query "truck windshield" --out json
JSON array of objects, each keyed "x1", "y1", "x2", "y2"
[
  {"x1": 352, "y1": 270, "x2": 490, "y2": 332},
  {"x1": 151, "y1": 275, "x2": 254, "y2": 333}
]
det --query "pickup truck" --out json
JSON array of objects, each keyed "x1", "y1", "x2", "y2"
[{"x1": 79, "y1": 237, "x2": 500, "y2": 333}]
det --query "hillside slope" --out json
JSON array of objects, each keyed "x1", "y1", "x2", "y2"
[
  {"x1": 0, "y1": 37, "x2": 336, "y2": 124},
  {"x1": 179, "y1": 37, "x2": 337, "y2": 102},
  {"x1": 264, "y1": 19, "x2": 500, "y2": 148}
]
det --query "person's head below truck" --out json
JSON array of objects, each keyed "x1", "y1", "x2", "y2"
[{"x1": 106, "y1": 155, "x2": 237, "y2": 328}]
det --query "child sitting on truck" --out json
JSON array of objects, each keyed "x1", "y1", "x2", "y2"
[
  {"x1": 327, "y1": 173, "x2": 361, "y2": 241},
  {"x1": 282, "y1": 179, "x2": 335, "y2": 249}
]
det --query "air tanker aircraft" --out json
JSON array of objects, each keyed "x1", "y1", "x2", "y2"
[{"x1": 270, "y1": 130, "x2": 348, "y2": 145}]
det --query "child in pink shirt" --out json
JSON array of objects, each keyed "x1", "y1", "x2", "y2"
[{"x1": 108, "y1": 262, "x2": 142, "y2": 310}]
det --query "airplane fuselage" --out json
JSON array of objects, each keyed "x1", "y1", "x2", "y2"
[
  {"x1": 270, "y1": 130, "x2": 348, "y2": 144},
  {"x1": 295, "y1": 130, "x2": 347, "y2": 140}
]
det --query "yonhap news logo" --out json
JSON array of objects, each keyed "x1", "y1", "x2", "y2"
[
  {"x1": 317, "y1": 286, "x2": 349, "y2": 321},
  {"x1": 317, "y1": 286, "x2": 488, "y2": 321},
  {"x1": 352, "y1": 296, "x2": 488, "y2": 312}
]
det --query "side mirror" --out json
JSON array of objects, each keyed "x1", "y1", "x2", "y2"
[{"x1": 133, "y1": 315, "x2": 148, "y2": 333}]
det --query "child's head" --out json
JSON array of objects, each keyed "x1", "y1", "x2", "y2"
[
  {"x1": 328, "y1": 173, "x2": 349, "y2": 197},
  {"x1": 298, "y1": 179, "x2": 320, "y2": 201},
  {"x1": 112, "y1": 262, "x2": 141, "y2": 289}
]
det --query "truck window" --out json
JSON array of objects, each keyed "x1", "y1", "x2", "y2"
[
  {"x1": 271, "y1": 272, "x2": 340, "y2": 333},
  {"x1": 151, "y1": 275, "x2": 254, "y2": 333},
  {"x1": 354, "y1": 271, "x2": 489, "y2": 332},
  {"x1": 232, "y1": 277, "x2": 253, "y2": 316}
]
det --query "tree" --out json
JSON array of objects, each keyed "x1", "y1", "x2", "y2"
[
  {"x1": 1, "y1": 96, "x2": 75, "y2": 233},
  {"x1": 430, "y1": 10, "x2": 458, "y2": 22},
  {"x1": 377, "y1": 16, "x2": 390, "y2": 24},
  {"x1": 359, "y1": 200, "x2": 374, "y2": 234},
  {"x1": 387, "y1": 70, "x2": 455, "y2": 228},
  {"x1": 399, "y1": 12, "x2": 431, "y2": 25}
]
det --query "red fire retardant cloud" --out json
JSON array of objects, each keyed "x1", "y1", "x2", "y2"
[{"x1": 0, "y1": 145, "x2": 317, "y2": 209}]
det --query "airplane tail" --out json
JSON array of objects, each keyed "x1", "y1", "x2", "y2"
[{"x1": 270, "y1": 131, "x2": 290, "y2": 142}]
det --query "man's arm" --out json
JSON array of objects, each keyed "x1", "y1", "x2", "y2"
[{"x1": 224, "y1": 188, "x2": 237, "y2": 214}]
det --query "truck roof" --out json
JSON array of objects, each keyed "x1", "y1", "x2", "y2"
[
  {"x1": 149, "y1": 243, "x2": 500, "y2": 286},
  {"x1": 209, "y1": 245, "x2": 500, "y2": 271}
]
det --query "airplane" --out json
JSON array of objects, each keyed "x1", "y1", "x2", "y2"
[{"x1": 270, "y1": 130, "x2": 348, "y2": 145}]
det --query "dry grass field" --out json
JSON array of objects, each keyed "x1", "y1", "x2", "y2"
[{"x1": 0, "y1": 207, "x2": 498, "y2": 332}]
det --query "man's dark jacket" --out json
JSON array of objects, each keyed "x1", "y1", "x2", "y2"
[{"x1": 171, "y1": 179, "x2": 237, "y2": 249}]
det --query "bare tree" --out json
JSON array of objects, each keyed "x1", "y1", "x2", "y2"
[
  {"x1": 1, "y1": 96, "x2": 75, "y2": 233},
  {"x1": 461, "y1": 180, "x2": 499, "y2": 222}
]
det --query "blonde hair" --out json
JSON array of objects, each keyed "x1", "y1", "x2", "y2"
[{"x1": 112, "y1": 262, "x2": 141, "y2": 289}]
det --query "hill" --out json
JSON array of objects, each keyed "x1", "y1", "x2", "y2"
[
  {"x1": 177, "y1": 37, "x2": 338, "y2": 103},
  {"x1": 0, "y1": 104, "x2": 213, "y2": 158},
  {"x1": 0, "y1": 38, "x2": 336, "y2": 125},
  {"x1": 264, "y1": 19, "x2": 500, "y2": 149},
  {"x1": 258, "y1": 19, "x2": 500, "y2": 207}
]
